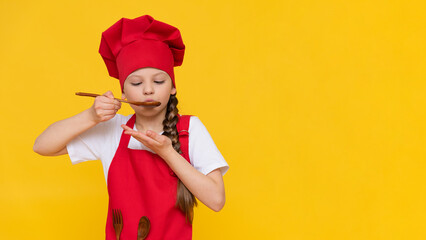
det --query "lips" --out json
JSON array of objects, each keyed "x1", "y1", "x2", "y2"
[{"x1": 144, "y1": 99, "x2": 155, "y2": 102}]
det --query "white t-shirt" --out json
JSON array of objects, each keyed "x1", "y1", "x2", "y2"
[{"x1": 66, "y1": 114, "x2": 229, "y2": 184}]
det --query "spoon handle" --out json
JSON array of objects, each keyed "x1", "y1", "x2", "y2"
[
  {"x1": 75, "y1": 92, "x2": 126, "y2": 102},
  {"x1": 75, "y1": 92, "x2": 100, "y2": 97},
  {"x1": 75, "y1": 92, "x2": 161, "y2": 106}
]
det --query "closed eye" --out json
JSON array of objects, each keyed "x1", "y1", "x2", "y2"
[{"x1": 131, "y1": 81, "x2": 164, "y2": 85}]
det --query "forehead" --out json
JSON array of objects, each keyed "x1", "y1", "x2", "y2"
[{"x1": 126, "y1": 67, "x2": 168, "y2": 79}]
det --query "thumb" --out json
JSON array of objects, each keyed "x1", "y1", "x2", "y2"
[{"x1": 103, "y1": 90, "x2": 114, "y2": 99}]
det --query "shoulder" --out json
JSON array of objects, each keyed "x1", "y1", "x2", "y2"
[
  {"x1": 178, "y1": 114, "x2": 200, "y2": 124},
  {"x1": 188, "y1": 115, "x2": 205, "y2": 131},
  {"x1": 176, "y1": 114, "x2": 197, "y2": 132},
  {"x1": 186, "y1": 115, "x2": 229, "y2": 175},
  {"x1": 177, "y1": 115, "x2": 203, "y2": 131},
  {"x1": 187, "y1": 115, "x2": 214, "y2": 138}
]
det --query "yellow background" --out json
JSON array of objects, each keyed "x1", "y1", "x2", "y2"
[{"x1": 1, "y1": 0, "x2": 425, "y2": 239}]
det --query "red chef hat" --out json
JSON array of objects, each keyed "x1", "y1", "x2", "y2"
[{"x1": 99, "y1": 15, "x2": 185, "y2": 92}]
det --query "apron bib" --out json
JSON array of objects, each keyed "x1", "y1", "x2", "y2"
[{"x1": 105, "y1": 114, "x2": 192, "y2": 240}]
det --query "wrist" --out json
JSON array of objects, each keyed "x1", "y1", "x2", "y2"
[
  {"x1": 86, "y1": 107, "x2": 101, "y2": 124},
  {"x1": 160, "y1": 146, "x2": 177, "y2": 162}
]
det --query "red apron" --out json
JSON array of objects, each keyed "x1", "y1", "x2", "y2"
[{"x1": 105, "y1": 114, "x2": 193, "y2": 240}]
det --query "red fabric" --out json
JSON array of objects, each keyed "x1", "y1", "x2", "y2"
[
  {"x1": 99, "y1": 15, "x2": 185, "y2": 91},
  {"x1": 105, "y1": 114, "x2": 192, "y2": 239}
]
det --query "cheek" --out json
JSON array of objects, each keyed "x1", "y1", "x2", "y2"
[
  {"x1": 160, "y1": 90, "x2": 172, "y2": 101},
  {"x1": 124, "y1": 89, "x2": 140, "y2": 99}
]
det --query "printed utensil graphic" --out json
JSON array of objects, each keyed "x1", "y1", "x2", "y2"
[
  {"x1": 75, "y1": 92, "x2": 161, "y2": 106},
  {"x1": 112, "y1": 209, "x2": 123, "y2": 240},
  {"x1": 138, "y1": 216, "x2": 151, "y2": 240}
]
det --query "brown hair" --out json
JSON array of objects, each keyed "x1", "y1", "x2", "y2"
[{"x1": 162, "y1": 93, "x2": 198, "y2": 224}]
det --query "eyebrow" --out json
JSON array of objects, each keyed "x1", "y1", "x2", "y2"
[
  {"x1": 154, "y1": 72, "x2": 167, "y2": 76},
  {"x1": 129, "y1": 72, "x2": 167, "y2": 79}
]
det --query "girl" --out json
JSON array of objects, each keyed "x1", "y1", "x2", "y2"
[{"x1": 33, "y1": 15, "x2": 229, "y2": 240}]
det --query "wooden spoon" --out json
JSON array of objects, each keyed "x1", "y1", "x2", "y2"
[
  {"x1": 75, "y1": 92, "x2": 161, "y2": 106},
  {"x1": 138, "y1": 216, "x2": 150, "y2": 240}
]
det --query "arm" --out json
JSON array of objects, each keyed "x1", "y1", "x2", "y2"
[
  {"x1": 121, "y1": 126, "x2": 226, "y2": 212},
  {"x1": 162, "y1": 149, "x2": 226, "y2": 212},
  {"x1": 33, "y1": 91, "x2": 122, "y2": 156}
]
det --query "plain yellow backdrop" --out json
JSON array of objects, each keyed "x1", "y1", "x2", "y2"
[{"x1": 1, "y1": 0, "x2": 425, "y2": 239}]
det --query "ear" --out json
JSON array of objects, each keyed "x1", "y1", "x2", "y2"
[{"x1": 171, "y1": 87, "x2": 176, "y2": 95}]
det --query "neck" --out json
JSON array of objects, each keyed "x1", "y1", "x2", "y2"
[{"x1": 134, "y1": 109, "x2": 167, "y2": 134}]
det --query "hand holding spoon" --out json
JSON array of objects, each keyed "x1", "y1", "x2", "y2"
[{"x1": 75, "y1": 92, "x2": 161, "y2": 106}]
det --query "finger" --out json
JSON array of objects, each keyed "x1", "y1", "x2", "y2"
[
  {"x1": 124, "y1": 130, "x2": 150, "y2": 142},
  {"x1": 96, "y1": 104, "x2": 116, "y2": 111},
  {"x1": 97, "y1": 98, "x2": 117, "y2": 108},
  {"x1": 121, "y1": 124, "x2": 133, "y2": 131},
  {"x1": 145, "y1": 130, "x2": 162, "y2": 142},
  {"x1": 113, "y1": 100, "x2": 121, "y2": 109},
  {"x1": 123, "y1": 128, "x2": 142, "y2": 138},
  {"x1": 114, "y1": 102, "x2": 122, "y2": 111},
  {"x1": 97, "y1": 98, "x2": 115, "y2": 107},
  {"x1": 104, "y1": 114, "x2": 116, "y2": 119},
  {"x1": 124, "y1": 131, "x2": 147, "y2": 144},
  {"x1": 123, "y1": 130, "x2": 139, "y2": 136},
  {"x1": 99, "y1": 96, "x2": 116, "y2": 105},
  {"x1": 100, "y1": 109, "x2": 117, "y2": 115},
  {"x1": 97, "y1": 108, "x2": 117, "y2": 115},
  {"x1": 137, "y1": 132, "x2": 159, "y2": 145},
  {"x1": 103, "y1": 90, "x2": 114, "y2": 99}
]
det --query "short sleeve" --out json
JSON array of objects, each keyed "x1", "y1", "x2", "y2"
[
  {"x1": 188, "y1": 116, "x2": 229, "y2": 176},
  {"x1": 66, "y1": 115, "x2": 121, "y2": 165}
]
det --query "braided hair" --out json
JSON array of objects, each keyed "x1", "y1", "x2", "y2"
[{"x1": 162, "y1": 93, "x2": 197, "y2": 224}]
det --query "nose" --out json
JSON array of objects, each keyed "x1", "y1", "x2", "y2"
[{"x1": 143, "y1": 82, "x2": 154, "y2": 95}]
